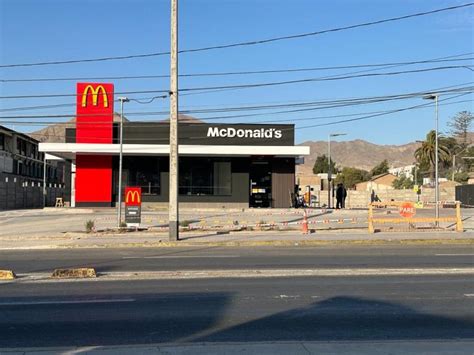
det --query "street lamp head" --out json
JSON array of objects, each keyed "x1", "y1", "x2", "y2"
[
  {"x1": 329, "y1": 133, "x2": 347, "y2": 137},
  {"x1": 117, "y1": 97, "x2": 130, "y2": 103},
  {"x1": 422, "y1": 94, "x2": 437, "y2": 100}
]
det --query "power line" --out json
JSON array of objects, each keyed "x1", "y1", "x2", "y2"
[
  {"x1": 1, "y1": 65, "x2": 472, "y2": 100},
  {"x1": 1, "y1": 56, "x2": 473, "y2": 82},
  {"x1": 15, "y1": 96, "x2": 472, "y2": 144},
  {"x1": 178, "y1": 66, "x2": 474, "y2": 94},
  {"x1": 295, "y1": 93, "x2": 473, "y2": 130},
  {"x1": 1, "y1": 3, "x2": 472, "y2": 68},
  {"x1": 2, "y1": 91, "x2": 472, "y2": 129},
  {"x1": 2, "y1": 87, "x2": 472, "y2": 121},
  {"x1": 6, "y1": 97, "x2": 471, "y2": 129}
]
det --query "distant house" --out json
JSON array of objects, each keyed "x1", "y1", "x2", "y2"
[
  {"x1": 389, "y1": 165, "x2": 415, "y2": 180},
  {"x1": 355, "y1": 173, "x2": 397, "y2": 191}
]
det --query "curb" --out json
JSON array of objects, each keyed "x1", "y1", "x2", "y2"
[
  {"x1": 51, "y1": 268, "x2": 97, "y2": 279},
  {"x1": 0, "y1": 270, "x2": 16, "y2": 280}
]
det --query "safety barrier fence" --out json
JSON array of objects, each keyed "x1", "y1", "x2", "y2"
[
  {"x1": 95, "y1": 213, "x2": 367, "y2": 232},
  {"x1": 368, "y1": 201, "x2": 463, "y2": 233}
]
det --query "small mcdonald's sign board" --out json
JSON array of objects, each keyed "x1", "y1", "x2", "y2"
[{"x1": 125, "y1": 187, "x2": 141, "y2": 226}]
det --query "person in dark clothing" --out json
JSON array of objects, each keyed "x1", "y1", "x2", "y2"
[
  {"x1": 335, "y1": 183, "x2": 344, "y2": 209},
  {"x1": 342, "y1": 185, "x2": 347, "y2": 209}
]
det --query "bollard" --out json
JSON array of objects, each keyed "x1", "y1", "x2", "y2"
[
  {"x1": 455, "y1": 201, "x2": 463, "y2": 233},
  {"x1": 302, "y1": 209, "x2": 309, "y2": 234},
  {"x1": 368, "y1": 203, "x2": 375, "y2": 234}
]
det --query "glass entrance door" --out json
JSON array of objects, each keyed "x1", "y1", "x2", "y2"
[{"x1": 250, "y1": 161, "x2": 272, "y2": 208}]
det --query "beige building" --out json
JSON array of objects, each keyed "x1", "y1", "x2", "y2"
[{"x1": 355, "y1": 173, "x2": 397, "y2": 192}]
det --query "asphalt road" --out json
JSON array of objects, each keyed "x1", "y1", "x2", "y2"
[
  {"x1": 1, "y1": 275, "x2": 473, "y2": 348},
  {"x1": 1, "y1": 245, "x2": 473, "y2": 273},
  {"x1": 0, "y1": 245, "x2": 473, "y2": 349}
]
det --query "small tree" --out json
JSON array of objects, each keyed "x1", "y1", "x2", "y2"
[
  {"x1": 454, "y1": 171, "x2": 469, "y2": 184},
  {"x1": 448, "y1": 111, "x2": 473, "y2": 148},
  {"x1": 335, "y1": 167, "x2": 370, "y2": 189},
  {"x1": 313, "y1": 154, "x2": 336, "y2": 174},
  {"x1": 371, "y1": 160, "x2": 389, "y2": 176},
  {"x1": 392, "y1": 176, "x2": 414, "y2": 189}
]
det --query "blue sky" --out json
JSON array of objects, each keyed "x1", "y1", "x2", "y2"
[{"x1": 0, "y1": 0, "x2": 473, "y2": 145}]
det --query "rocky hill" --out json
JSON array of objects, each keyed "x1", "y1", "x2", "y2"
[{"x1": 297, "y1": 139, "x2": 421, "y2": 175}]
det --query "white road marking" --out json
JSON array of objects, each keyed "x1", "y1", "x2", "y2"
[
  {"x1": 122, "y1": 255, "x2": 239, "y2": 259},
  {"x1": 464, "y1": 294, "x2": 474, "y2": 297},
  {"x1": 435, "y1": 254, "x2": 474, "y2": 256},
  {"x1": 0, "y1": 298, "x2": 135, "y2": 306}
]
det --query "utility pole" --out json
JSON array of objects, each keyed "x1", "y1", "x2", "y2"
[
  {"x1": 452, "y1": 155, "x2": 456, "y2": 181},
  {"x1": 43, "y1": 156, "x2": 47, "y2": 208},
  {"x1": 169, "y1": 0, "x2": 179, "y2": 241},
  {"x1": 435, "y1": 94, "x2": 439, "y2": 226},
  {"x1": 327, "y1": 136, "x2": 331, "y2": 209},
  {"x1": 423, "y1": 94, "x2": 440, "y2": 227}
]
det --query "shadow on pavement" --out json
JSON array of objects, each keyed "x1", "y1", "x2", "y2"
[
  {"x1": 196, "y1": 296, "x2": 474, "y2": 342},
  {"x1": 1, "y1": 294, "x2": 473, "y2": 347}
]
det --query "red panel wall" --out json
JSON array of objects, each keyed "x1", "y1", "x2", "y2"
[
  {"x1": 75, "y1": 155, "x2": 113, "y2": 203},
  {"x1": 75, "y1": 83, "x2": 114, "y2": 205}
]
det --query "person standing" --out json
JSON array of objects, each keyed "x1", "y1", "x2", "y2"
[
  {"x1": 342, "y1": 184, "x2": 347, "y2": 209},
  {"x1": 335, "y1": 183, "x2": 343, "y2": 209},
  {"x1": 371, "y1": 189, "x2": 376, "y2": 203}
]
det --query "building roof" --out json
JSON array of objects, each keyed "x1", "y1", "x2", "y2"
[
  {"x1": 369, "y1": 173, "x2": 397, "y2": 182},
  {"x1": 0, "y1": 124, "x2": 40, "y2": 144}
]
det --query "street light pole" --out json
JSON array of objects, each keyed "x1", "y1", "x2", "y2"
[
  {"x1": 117, "y1": 97, "x2": 129, "y2": 228},
  {"x1": 327, "y1": 133, "x2": 346, "y2": 209},
  {"x1": 423, "y1": 94, "x2": 439, "y2": 226}
]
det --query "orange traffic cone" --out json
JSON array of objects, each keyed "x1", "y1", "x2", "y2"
[{"x1": 302, "y1": 209, "x2": 309, "y2": 234}]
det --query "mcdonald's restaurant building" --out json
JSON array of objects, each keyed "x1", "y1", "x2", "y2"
[{"x1": 39, "y1": 83, "x2": 310, "y2": 209}]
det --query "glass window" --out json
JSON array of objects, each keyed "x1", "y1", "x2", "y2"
[
  {"x1": 0, "y1": 134, "x2": 4, "y2": 150},
  {"x1": 136, "y1": 170, "x2": 160, "y2": 195},
  {"x1": 179, "y1": 158, "x2": 231, "y2": 196},
  {"x1": 121, "y1": 157, "x2": 161, "y2": 195}
]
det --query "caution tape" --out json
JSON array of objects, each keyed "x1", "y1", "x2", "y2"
[{"x1": 145, "y1": 217, "x2": 367, "y2": 231}]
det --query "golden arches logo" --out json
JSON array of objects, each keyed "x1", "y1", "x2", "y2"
[
  {"x1": 126, "y1": 190, "x2": 141, "y2": 204},
  {"x1": 81, "y1": 85, "x2": 109, "y2": 108}
]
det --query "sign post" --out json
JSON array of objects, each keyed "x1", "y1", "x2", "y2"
[{"x1": 125, "y1": 187, "x2": 141, "y2": 228}]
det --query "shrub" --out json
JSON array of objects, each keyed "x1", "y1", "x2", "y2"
[
  {"x1": 179, "y1": 220, "x2": 191, "y2": 227},
  {"x1": 85, "y1": 220, "x2": 95, "y2": 233}
]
